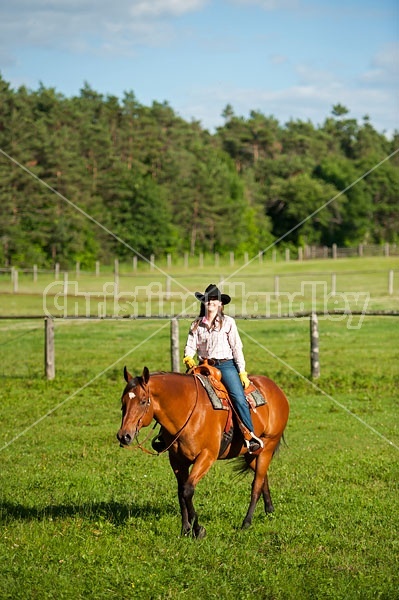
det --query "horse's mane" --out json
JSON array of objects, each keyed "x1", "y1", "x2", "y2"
[
  {"x1": 151, "y1": 371, "x2": 188, "y2": 377},
  {"x1": 124, "y1": 371, "x2": 187, "y2": 392}
]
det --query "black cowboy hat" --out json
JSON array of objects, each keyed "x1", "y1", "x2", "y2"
[{"x1": 194, "y1": 284, "x2": 231, "y2": 305}]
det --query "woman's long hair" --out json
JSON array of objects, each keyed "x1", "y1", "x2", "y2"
[{"x1": 191, "y1": 302, "x2": 225, "y2": 332}]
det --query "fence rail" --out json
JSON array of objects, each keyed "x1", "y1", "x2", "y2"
[
  {"x1": 1, "y1": 313, "x2": 398, "y2": 381},
  {"x1": 1, "y1": 268, "x2": 397, "y2": 300},
  {"x1": 0, "y1": 243, "x2": 398, "y2": 277}
]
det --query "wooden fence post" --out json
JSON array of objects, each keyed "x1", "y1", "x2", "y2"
[
  {"x1": 166, "y1": 276, "x2": 171, "y2": 300},
  {"x1": 63, "y1": 271, "x2": 68, "y2": 297},
  {"x1": 45, "y1": 317, "x2": 55, "y2": 380},
  {"x1": 274, "y1": 275, "x2": 280, "y2": 296},
  {"x1": 114, "y1": 259, "x2": 119, "y2": 296},
  {"x1": 170, "y1": 318, "x2": 180, "y2": 372},
  {"x1": 12, "y1": 268, "x2": 18, "y2": 293},
  {"x1": 331, "y1": 273, "x2": 336, "y2": 296},
  {"x1": 388, "y1": 270, "x2": 394, "y2": 295},
  {"x1": 310, "y1": 312, "x2": 320, "y2": 379}
]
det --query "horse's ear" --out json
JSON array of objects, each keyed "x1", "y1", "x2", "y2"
[
  {"x1": 124, "y1": 366, "x2": 133, "y2": 382},
  {"x1": 142, "y1": 366, "x2": 150, "y2": 384}
]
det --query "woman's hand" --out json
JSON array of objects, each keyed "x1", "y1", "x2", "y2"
[
  {"x1": 239, "y1": 371, "x2": 251, "y2": 389},
  {"x1": 183, "y1": 356, "x2": 196, "y2": 369}
]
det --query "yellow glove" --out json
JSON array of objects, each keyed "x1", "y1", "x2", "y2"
[
  {"x1": 239, "y1": 371, "x2": 251, "y2": 389},
  {"x1": 183, "y1": 356, "x2": 196, "y2": 370}
]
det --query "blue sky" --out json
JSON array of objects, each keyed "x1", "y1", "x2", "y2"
[{"x1": 1, "y1": 0, "x2": 398, "y2": 136}]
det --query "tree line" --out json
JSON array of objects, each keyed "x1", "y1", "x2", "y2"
[{"x1": 0, "y1": 74, "x2": 398, "y2": 268}]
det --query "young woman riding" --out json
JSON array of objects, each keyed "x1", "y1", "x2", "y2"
[{"x1": 183, "y1": 284, "x2": 264, "y2": 454}]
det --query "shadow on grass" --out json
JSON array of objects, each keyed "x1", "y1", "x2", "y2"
[{"x1": 0, "y1": 499, "x2": 175, "y2": 524}]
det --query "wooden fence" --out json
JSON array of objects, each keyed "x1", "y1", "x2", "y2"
[
  {"x1": 2, "y1": 312, "x2": 398, "y2": 381},
  {"x1": 0, "y1": 242, "x2": 398, "y2": 281},
  {"x1": 1, "y1": 266, "x2": 397, "y2": 298}
]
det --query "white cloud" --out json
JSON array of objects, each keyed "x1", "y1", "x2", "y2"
[
  {"x1": 229, "y1": 0, "x2": 299, "y2": 10},
  {"x1": 295, "y1": 64, "x2": 339, "y2": 86},
  {"x1": 182, "y1": 66, "x2": 397, "y2": 136},
  {"x1": 0, "y1": 0, "x2": 207, "y2": 56},
  {"x1": 360, "y1": 42, "x2": 399, "y2": 87},
  {"x1": 129, "y1": 0, "x2": 208, "y2": 18},
  {"x1": 270, "y1": 54, "x2": 288, "y2": 65}
]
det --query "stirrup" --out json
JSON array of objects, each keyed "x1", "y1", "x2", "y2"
[{"x1": 245, "y1": 434, "x2": 264, "y2": 455}]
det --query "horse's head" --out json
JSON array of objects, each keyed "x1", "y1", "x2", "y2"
[{"x1": 116, "y1": 366, "x2": 154, "y2": 447}]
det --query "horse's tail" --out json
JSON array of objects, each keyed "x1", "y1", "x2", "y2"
[
  {"x1": 233, "y1": 433, "x2": 288, "y2": 476},
  {"x1": 233, "y1": 456, "x2": 251, "y2": 476},
  {"x1": 272, "y1": 432, "x2": 288, "y2": 458}
]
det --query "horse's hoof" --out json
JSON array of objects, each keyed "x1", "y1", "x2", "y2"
[
  {"x1": 195, "y1": 526, "x2": 206, "y2": 539},
  {"x1": 241, "y1": 520, "x2": 252, "y2": 530}
]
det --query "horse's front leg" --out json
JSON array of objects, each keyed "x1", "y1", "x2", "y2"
[
  {"x1": 183, "y1": 448, "x2": 218, "y2": 539},
  {"x1": 169, "y1": 454, "x2": 196, "y2": 536},
  {"x1": 181, "y1": 479, "x2": 204, "y2": 538},
  {"x1": 177, "y1": 481, "x2": 191, "y2": 534}
]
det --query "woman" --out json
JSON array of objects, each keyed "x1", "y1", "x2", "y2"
[{"x1": 183, "y1": 284, "x2": 264, "y2": 454}]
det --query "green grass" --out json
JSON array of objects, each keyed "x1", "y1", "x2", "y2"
[
  {"x1": 0, "y1": 259, "x2": 399, "y2": 599},
  {"x1": 0, "y1": 256, "x2": 398, "y2": 316}
]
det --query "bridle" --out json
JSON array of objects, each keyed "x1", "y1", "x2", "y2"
[
  {"x1": 136, "y1": 394, "x2": 152, "y2": 430},
  {"x1": 121, "y1": 380, "x2": 152, "y2": 441},
  {"x1": 127, "y1": 374, "x2": 201, "y2": 455}
]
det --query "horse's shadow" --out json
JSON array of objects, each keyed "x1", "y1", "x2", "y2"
[{"x1": 0, "y1": 500, "x2": 173, "y2": 525}]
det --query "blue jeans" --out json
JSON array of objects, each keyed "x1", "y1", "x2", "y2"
[{"x1": 216, "y1": 359, "x2": 254, "y2": 432}]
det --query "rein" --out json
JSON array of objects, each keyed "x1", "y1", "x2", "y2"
[{"x1": 134, "y1": 374, "x2": 200, "y2": 456}]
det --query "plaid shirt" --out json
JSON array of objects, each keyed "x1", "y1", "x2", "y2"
[{"x1": 184, "y1": 315, "x2": 246, "y2": 372}]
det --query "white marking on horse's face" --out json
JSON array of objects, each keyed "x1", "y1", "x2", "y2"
[{"x1": 128, "y1": 391, "x2": 136, "y2": 399}]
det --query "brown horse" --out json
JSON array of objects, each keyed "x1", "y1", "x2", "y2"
[{"x1": 117, "y1": 366, "x2": 289, "y2": 538}]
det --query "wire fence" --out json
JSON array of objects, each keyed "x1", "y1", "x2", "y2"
[{"x1": 1, "y1": 312, "x2": 398, "y2": 381}]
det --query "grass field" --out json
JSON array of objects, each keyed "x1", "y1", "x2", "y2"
[
  {"x1": 0, "y1": 256, "x2": 398, "y2": 316},
  {"x1": 1, "y1": 257, "x2": 398, "y2": 599}
]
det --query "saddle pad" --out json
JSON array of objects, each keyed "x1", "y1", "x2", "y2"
[
  {"x1": 195, "y1": 374, "x2": 229, "y2": 410},
  {"x1": 196, "y1": 374, "x2": 266, "y2": 409},
  {"x1": 246, "y1": 387, "x2": 267, "y2": 407}
]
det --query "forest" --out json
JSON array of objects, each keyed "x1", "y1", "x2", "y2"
[{"x1": 0, "y1": 73, "x2": 398, "y2": 268}]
